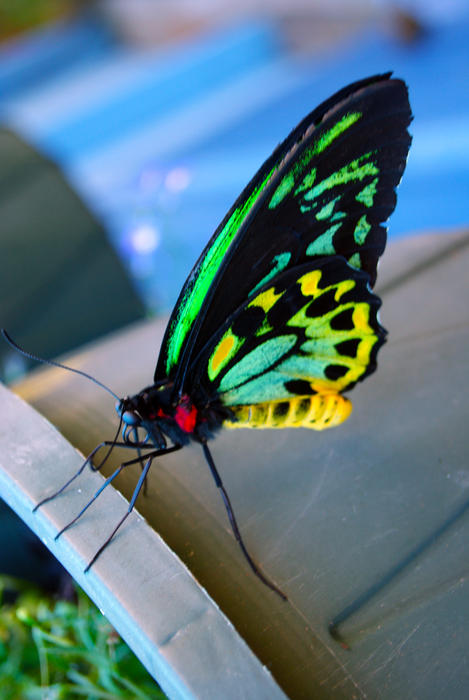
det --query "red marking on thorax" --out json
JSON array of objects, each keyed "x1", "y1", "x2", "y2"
[
  {"x1": 174, "y1": 402, "x2": 198, "y2": 433},
  {"x1": 155, "y1": 395, "x2": 198, "y2": 433}
]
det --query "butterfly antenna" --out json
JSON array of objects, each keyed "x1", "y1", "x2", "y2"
[
  {"x1": 1, "y1": 329, "x2": 120, "y2": 401},
  {"x1": 201, "y1": 442, "x2": 287, "y2": 601}
]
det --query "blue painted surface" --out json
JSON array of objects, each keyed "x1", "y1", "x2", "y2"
[
  {"x1": 175, "y1": 21, "x2": 469, "y2": 240},
  {"x1": 1, "y1": 13, "x2": 468, "y2": 312},
  {"x1": 0, "y1": 14, "x2": 116, "y2": 100},
  {"x1": 14, "y1": 23, "x2": 279, "y2": 160}
]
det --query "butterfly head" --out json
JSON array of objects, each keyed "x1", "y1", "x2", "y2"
[
  {"x1": 114, "y1": 383, "x2": 195, "y2": 447},
  {"x1": 115, "y1": 380, "x2": 172, "y2": 424}
]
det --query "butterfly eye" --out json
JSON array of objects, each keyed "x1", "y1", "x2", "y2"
[
  {"x1": 115, "y1": 401, "x2": 140, "y2": 426},
  {"x1": 122, "y1": 410, "x2": 140, "y2": 426}
]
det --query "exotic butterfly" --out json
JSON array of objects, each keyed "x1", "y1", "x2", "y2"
[{"x1": 4, "y1": 73, "x2": 412, "y2": 600}]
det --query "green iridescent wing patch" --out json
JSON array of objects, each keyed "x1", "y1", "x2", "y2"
[
  {"x1": 193, "y1": 257, "x2": 385, "y2": 406},
  {"x1": 162, "y1": 164, "x2": 277, "y2": 378},
  {"x1": 155, "y1": 74, "x2": 411, "y2": 399}
]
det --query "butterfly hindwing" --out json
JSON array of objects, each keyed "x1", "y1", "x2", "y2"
[
  {"x1": 190, "y1": 257, "x2": 385, "y2": 407},
  {"x1": 156, "y1": 74, "x2": 411, "y2": 392}
]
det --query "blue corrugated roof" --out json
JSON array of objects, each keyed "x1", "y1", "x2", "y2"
[{"x1": 1, "y1": 13, "x2": 468, "y2": 311}]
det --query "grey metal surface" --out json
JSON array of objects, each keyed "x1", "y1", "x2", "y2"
[
  {"x1": 9, "y1": 229, "x2": 469, "y2": 698},
  {"x1": 0, "y1": 384, "x2": 287, "y2": 700},
  {"x1": 0, "y1": 127, "x2": 145, "y2": 379}
]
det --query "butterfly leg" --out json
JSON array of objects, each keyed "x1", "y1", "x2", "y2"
[
  {"x1": 54, "y1": 460, "x2": 129, "y2": 539},
  {"x1": 34, "y1": 426, "x2": 154, "y2": 511},
  {"x1": 84, "y1": 443, "x2": 183, "y2": 570},
  {"x1": 85, "y1": 452, "x2": 149, "y2": 570},
  {"x1": 201, "y1": 442, "x2": 287, "y2": 601},
  {"x1": 54, "y1": 443, "x2": 181, "y2": 538},
  {"x1": 33, "y1": 439, "x2": 116, "y2": 511},
  {"x1": 52, "y1": 443, "x2": 182, "y2": 570},
  {"x1": 131, "y1": 425, "x2": 149, "y2": 496}
]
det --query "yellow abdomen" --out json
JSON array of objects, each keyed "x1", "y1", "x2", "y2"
[{"x1": 224, "y1": 393, "x2": 352, "y2": 431}]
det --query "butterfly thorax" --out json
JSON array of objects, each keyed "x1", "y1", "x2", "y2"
[{"x1": 118, "y1": 381, "x2": 230, "y2": 445}]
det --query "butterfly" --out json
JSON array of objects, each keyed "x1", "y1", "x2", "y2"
[{"x1": 11, "y1": 73, "x2": 412, "y2": 600}]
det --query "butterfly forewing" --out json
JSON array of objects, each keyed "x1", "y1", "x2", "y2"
[{"x1": 156, "y1": 74, "x2": 411, "y2": 393}]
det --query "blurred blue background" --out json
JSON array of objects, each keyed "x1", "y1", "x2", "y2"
[{"x1": 1, "y1": 0, "x2": 468, "y2": 374}]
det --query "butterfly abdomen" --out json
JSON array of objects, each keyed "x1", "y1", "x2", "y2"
[{"x1": 224, "y1": 393, "x2": 352, "y2": 431}]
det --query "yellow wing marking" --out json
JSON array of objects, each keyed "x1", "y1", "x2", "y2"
[
  {"x1": 224, "y1": 393, "x2": 352, "y2": 431},
  {"x1": 208, "y1": 329, "x2": 244, "y2": 381}
]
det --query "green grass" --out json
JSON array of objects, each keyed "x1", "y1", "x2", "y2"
[
  {"x1": 0, "y1": 0, "x2": 70, "y2": 40},
  {"x1": 0, "y1": 576, "x2": 166, "y2": 699}
]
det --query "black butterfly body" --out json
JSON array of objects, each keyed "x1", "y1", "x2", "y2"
[{"x1": 34, "y1": 73, "x2": 413, "y2": 598}]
